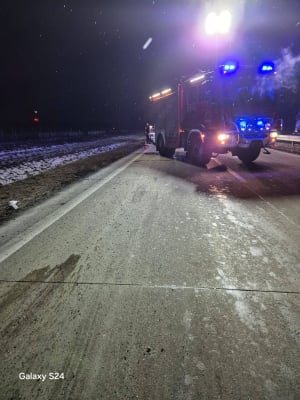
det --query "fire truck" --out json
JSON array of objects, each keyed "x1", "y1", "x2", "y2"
[{"x1": 148, "y1": 61, "x2": 279, "y2": 165}]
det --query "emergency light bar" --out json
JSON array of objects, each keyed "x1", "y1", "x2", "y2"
[
  {"x1": 189, "y1": 74, "x2": 205, "y2": 84},
  {"x1": 258, "y1": 61, "x2": 275, "y2": 74},
  {"x1": 220, "y1": 61, "x2": 238, "y2": 75},
  {"x1": 149, "y1": 88, "x2": 173, "y2": 101}
]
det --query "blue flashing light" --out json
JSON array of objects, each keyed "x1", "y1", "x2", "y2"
[
  {"x1": 258, "y1": 61, "x2": 275, "y2": 74},
  {"x1": 239, "y1": 119, "x2": 247, "y2": 131},
  {"x1": 220, "y1": 61, "x2": 239, "y2": 76},
  {"x1": 236, "y1": 117, "x2": 272, "y2": 132}
]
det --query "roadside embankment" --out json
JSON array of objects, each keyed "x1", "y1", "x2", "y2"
[{"x1": 0, "y1": 139, "x2": 142, "y2": 224}]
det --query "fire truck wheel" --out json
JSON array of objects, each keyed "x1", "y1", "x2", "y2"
[
  {"x1": 237, "y1": 147, "x2": 261, "y2": 164},
  {"x1": 157, "y1": 135, "x2": 175, "y2": 158},
  {"x1": 190, "y1": 141, "x2": 211, "y2": 166},
  {"x1": 157, "y1": 135, "x2": 164, "y2": 154},
  {"x1": 164, "y1": 148, "x2": 176, "y2": 157}
]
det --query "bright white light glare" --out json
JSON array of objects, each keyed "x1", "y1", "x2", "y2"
[
  {"x1": 218, "y1": 11, "x2": 231, "y2": 34},
  {"x1": 205, "y1": 10, "x2": 231, "y2": 35},
  {"x1": 143, "y1": 37, "x2": 153, "y2": 50},
  {"x1": 205, "y1": 12, "x2": 218, "y2": 35},
  {"x1": 161, "y1": 88, "x2": 171, "y2": 94},
  {"x1": 190, "y1": 74, "x2": 205, "y2": 83}
]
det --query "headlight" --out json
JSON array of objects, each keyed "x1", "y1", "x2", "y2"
[
  {"x1": 269, "y1": 131, "x2": 278, "y2": 142},
  {"x1": 217, "y1": 133, "x2": 230, "y2": 143}
]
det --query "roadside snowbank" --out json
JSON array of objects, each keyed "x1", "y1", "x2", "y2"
[{"x1": 0, "y1": 142, "x2": 122, "y2": 185}]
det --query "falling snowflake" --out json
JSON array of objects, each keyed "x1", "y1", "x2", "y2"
[{"x1": 142, "y1": 37, "x2": 153, "y2": 50}]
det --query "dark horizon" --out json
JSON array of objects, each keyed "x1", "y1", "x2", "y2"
[{"x1": 1, "y1": 0, "x2": 299, "y2": 132}]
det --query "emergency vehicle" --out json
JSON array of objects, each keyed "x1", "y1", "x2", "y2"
[{"x1": 148, "y1": 61, "x2": 279, "y2": 165}]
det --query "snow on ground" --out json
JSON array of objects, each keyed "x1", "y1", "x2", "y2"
[
  {"x1": 0, "y1": 135, "x2": 137, "y2": 166},
  {"x1": 0, "y1": 141, "x2": 124, "y2": 186}
]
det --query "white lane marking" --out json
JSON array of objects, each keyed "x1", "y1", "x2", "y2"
[
  {"x1": 214, "y1": 158, "x2": 298, "y2": 227},
  {"x1": 0, "y1": 151, "x2": 143, "y2": 265}
]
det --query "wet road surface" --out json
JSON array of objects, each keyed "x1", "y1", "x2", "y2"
[{"x1": 0, "y1": 146, "x2": 299, "y2": 399}]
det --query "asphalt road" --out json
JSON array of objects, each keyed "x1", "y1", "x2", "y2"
[{"x1": 0, "y1": 146, "x2": 299, "y2": 400}]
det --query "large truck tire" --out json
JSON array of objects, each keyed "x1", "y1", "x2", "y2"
[
  {"x1": 237, "y1": 147, "x2": 261, "y2": 164},
  {"x1": 157, "y1": 135, "x2": 175, "y2": 158},
  {"x1": 188, "y1": 138, "x2": 211, "y2": 167},
  {"x1": 163, "y1": 148, "x2": 176, "y2": 158}
]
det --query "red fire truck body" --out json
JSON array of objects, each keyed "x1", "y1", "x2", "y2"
[{"x1": 149, "y1": 64, "x2": 279, "y2": 165}]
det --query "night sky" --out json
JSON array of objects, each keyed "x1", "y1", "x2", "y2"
[{"x1": 0, "y1": 0, "x2": 299, "y2": 131}]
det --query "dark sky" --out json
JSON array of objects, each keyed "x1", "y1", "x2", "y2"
[{"x1": 0, "y1": 0, "x2": 299, "y2": 130}]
